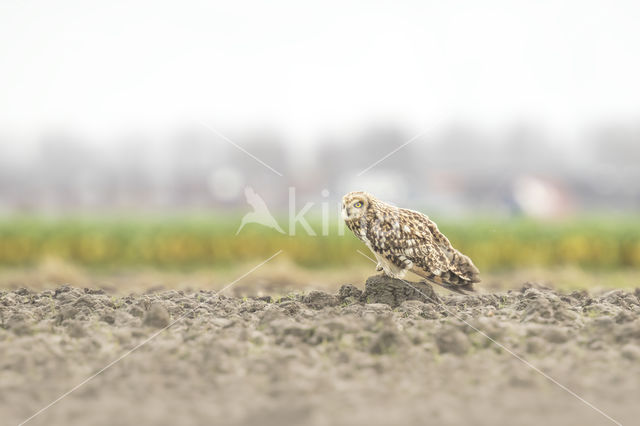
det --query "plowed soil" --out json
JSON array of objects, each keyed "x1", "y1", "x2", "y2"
[{"x1": 2, "y1": 278, "x2": 640, "y2": 426}]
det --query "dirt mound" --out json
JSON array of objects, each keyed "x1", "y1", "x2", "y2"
[
  {"x1": 361, "y1": 274, "x2": 441, "y2": 307},
  {"x1": 1, "y1": 282, "x2": 639, "y2": 425}
]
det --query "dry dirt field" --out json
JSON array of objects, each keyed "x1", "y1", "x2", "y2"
[{"x1": 1, "y1": 277, "x2": 640, "y2": 426}]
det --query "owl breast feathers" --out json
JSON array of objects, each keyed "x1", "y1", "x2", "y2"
[{"x1": 342, "y1": 191, "x2": 480, "y2": 293}]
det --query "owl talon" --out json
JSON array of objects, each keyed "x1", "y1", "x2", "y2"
[{"x1": 376, "y1": 263, "x2": 383, "y2": 272}]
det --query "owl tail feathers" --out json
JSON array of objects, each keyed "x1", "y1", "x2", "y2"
[
  {"x1": 413, "y1": 269, "x2": 477, "y2": 295},
  {"x1": 434, "y1": 278, "x2": 475, "y2": 295},
  {"x1": 447, "y1": 250, "x2": 481, "y2": 284}
]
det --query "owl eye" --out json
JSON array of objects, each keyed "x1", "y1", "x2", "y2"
[{"x1": 353, "y1": 201, "x2": 363, "y2": 208}]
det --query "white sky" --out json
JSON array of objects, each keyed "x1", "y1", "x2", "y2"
[{"x1": 1, "y1": 0, "x2": 639, "y2": 150}]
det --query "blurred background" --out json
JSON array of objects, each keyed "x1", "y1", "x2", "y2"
[{"x1": 1, "y1": 0, "x2": 639, "y2": 292}]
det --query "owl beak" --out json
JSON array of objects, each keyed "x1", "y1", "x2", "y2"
[{"x1": 341, "y1": 205, "x2": 349, "y2": 221}]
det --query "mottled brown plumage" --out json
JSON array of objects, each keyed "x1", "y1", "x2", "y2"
[{"x1": 342, "y1": 191, "x2": 480, "y2": 293}]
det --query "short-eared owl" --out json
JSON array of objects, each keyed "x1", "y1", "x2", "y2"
[{"x1": 342, "y1": 191, "x2": 480, "y2": 293}]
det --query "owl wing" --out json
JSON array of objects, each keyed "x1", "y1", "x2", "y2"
[
  {"x1": 369, "y1": 208, "x2": 479, "y2": 283},
  {"x1": 365, "y1": 209, "x2": 445, "y2": 273},
  {"x1": 420, "y1": 215, "x2": 480, "y2": 283},
  {"x1": 396, "y1": 211, "x2": 451, "y2": 276}
]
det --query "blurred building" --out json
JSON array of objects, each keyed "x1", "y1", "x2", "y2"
[{"x1": 0, "y1": 121, "x2": 638, "y2": 215}]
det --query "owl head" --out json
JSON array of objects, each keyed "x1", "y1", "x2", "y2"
[{"x1": 342, "y1": 191, "x2": 373, "y2": 221}]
